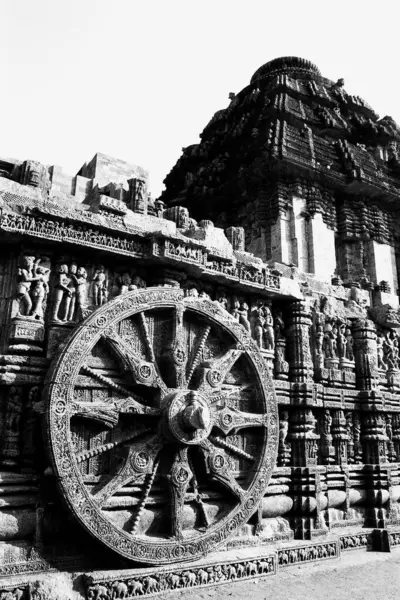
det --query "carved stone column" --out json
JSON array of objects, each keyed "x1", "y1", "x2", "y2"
[
  {"x1": 331, "y1": 410, "x2": 348, "y2": 465},
  {"x1": 320, "y1": 409, "x2": 334, "y2": 465},
  {"x1": 287, "y1": 300, "x2": 313, "y2": 383},
  {"x1": 362, "y1": 412, "x2": 388, "y2": 464},
  {"x1": 1, "y1": 386, "x2": 24, "y2": 468},
  {"x1": 353, "y1": 319, "x2": 379, "y2": 390},
  {"x1": 290, "y1": 409, "x2": 319, "y2": 467}
]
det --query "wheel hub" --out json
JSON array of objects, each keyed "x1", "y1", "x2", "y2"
[{"x1": 164, "y1": 390, "x2": 212, "y2": 445}]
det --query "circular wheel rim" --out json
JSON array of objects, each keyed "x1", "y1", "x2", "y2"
[{"x1": 44, "y1": 287, "x2": 278, "y2": 565}]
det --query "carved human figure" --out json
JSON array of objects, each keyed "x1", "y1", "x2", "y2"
[
  {"x1": 345, "y1": 327, "x2": 354, "y2": 361},
  {"x1": 230, "y1": 296, "x2": 240, "y2": 320},
  {"x1": 2, "y1": 387, "x2": 23, "y2": 468},
  {"x1": 16, "y1": 255, "x2": 38, "y2": 316},
  {"x1": 393, "y1": 332, "x2": 400, "y2": 369},
  {"x1": 323, "y1": 321, "x2": 337, "y2": 359},
  {"x1": 64, "y1": 263, "x2": 78, "y2": 321},
  {"x1": 132, "y1": 275, "x2": 146, "y2": 289},
  {"x1": 377, "y1": 332, "x2": 385, "y2": 369},
  {"x1": 279, "y1": 411, "x2": 289, "y2": 448},
  {"x1": 274, "y1": 310, "x2": 285, "y2": 341},
  {"x1": 337, "y1": 323, "x2": 347, "y2": 359},
  {"x1": 216, "y1": 289, "x2": 228, "y2": 311},
  {"x1": 73, "y1": 267, "x2": 88, "y2": 320},
  {"x1": 315, "y1": 323, "x2": 325, "y2": 356},
  {"x1": 252, "y1": 303, "x2": 265, "y2": 348},
  {"x1": 263, "y1": 302, "x2": 275, "y2": 350},
  {"x1": 383, "y1": 330, "x2": 398, "y2": 369},
  {"x1": 119, "y1": 272, "x2": 133, "y2": 295},
  {"x1": 154, "y1": 199, "x2": 165, "y2": 218},
  {"x1": 186, "y1": 286, "x2": 199, "y2": 298},
  {"x1": 199, "y1": 290, "x2": 211, "y2": 301},
  {"x1": 238, "y1": 301, "x2": 250, "y2": 332},
  {"x1": 93, "y1": 266, "x2": 108, "y2": 306},
  {"x1": 30, "y1": 265, "x2": 50, "y2": 320},
  {"x1": 323, "y1": 409, "x2": 332, "y2": 438},
  {"x1": 51, "y1": 264, "x2": 72, "y2": 322}
]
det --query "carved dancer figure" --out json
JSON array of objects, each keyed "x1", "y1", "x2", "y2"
[
  {"x1": 30, "y1": 265, "x2": 50, "y2": 320},
  {"x1": 119, "y1": 272, "x2": 133, "y2": 295},
  {"x1": 263, "y1": 303, "x2": 274, "y2": 350},
  {"x1": 323, "y1": 321, "x2": 337, "y2": 359},
  {"x1": 383, "y1": 330, "x2": 398, "y2": 370},
  {"x1": 64, "y1": 263, "x2": 78, "y2": 321},
  {"x1": 230, "y1": 296, "x2": 240, "y2": 320},
  {"x1": 16, "y1": 255, "x2": 38, "y2": 316},
  {"x1": 238, "y1": 301, "x2": 250, "y2": 332},
  {"x1": 252, "y1": 303, "x2": 265, "y2": 348},
  {"x1": 274, "y1": 310, "x2": 285, "y2": 341},
  {"x1": 92, "y1": 266, "x2": 108, "y2": 306},
  {"x1": 51, "y1": 264, "x2": 72, "y2": 322},
  {"x1": 279, "y1": 411, "x2": 289, "y2": 448},
  {"x1": 216, "y1": 289, "x2": 228, "y2": 311},
  {"x1": 345, "y1": 327, "x2": 354, "y2": 361},
  {"x1": 337, "y1": 323, "x2": 347, "y2": 359},
  {"x1": 73, "y1": 267, "x2": 88, "y2": 320}
]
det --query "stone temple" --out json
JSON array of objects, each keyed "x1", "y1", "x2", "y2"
[{"x1": 1, "y1": 56, "x2": 400, "y2": 598}]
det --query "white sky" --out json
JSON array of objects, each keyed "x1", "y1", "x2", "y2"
[{"x1": 2, "y1": 0, "x2": 400, "y2": 197}]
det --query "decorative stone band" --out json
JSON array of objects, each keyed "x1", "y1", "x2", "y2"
[
  {"x1": 0, "y1": 211, "x2": 281, "y2": 294},
  {"x1": 84, "y1": 548, "x2": 277, "y2": 599},
  {"x1": 278, "y1": 540, "x2": 339, "y2": 565}
]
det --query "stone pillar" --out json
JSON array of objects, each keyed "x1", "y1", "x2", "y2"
[
  {"x1": 353, "y1": 319, "x2": 379, "y2": 390},
  {"x1": 361, "y1": 412, "x2": 388, "y2": 465},
  {"x1": 290, "y1": 409, "x2": 319, "y2": 467},
  {"x1": 331, "y1": 410, "x2": 348, "y2": 465},
  {"x1": 274, "y1": 338, "x2": 289, "y2": 380},
  {"x1": 287, "y1": 301, "x2": 314, "y2": 382},
  {"x1": 1, "y1": 387, "x2": 24, "y2": 468},
  {"x1": 320, "y1": 409, "x2": 334, "y2": 465},
  {"x1": 291, "y1": 467, "x2": 328, "y2": 540}
]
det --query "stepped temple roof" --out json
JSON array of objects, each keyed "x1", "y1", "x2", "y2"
[{"x1": 161, "y1": 55, "x2": 400, "y2": 223}]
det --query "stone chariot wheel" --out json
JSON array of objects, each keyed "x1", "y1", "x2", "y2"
[{"x1": 45, "y1": 287, "x2": 278, "y2": 565}]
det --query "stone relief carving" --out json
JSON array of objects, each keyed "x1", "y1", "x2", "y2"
[{"x1": 16, "y1": 255, "x2": 50, "y2": 320}]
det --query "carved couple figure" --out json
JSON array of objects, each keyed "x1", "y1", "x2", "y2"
[
  {"x1": 16, "y1": 255, "x2": 50, "y2": 321},
  {"x1": 51, "y1": 263, "x2": 88, "y2": 322}
]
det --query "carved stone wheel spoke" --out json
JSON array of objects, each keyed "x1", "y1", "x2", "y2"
[{"x1": 45, "y1": 288, "x2": 278, "y2": 565}]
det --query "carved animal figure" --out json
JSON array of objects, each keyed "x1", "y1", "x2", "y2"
[
  {"x1": 328, "y1": 544, "x2": 336, "y2": 556},
  {"x1": 143, "y1": 576, "x2": 158, "y2": 593},
  {"x1": 279, "y1": 550, "x2": 289, "y2": 565},
  {"x1": 197, "y1": 569, "x2": 208, "y2": 585},
  {"x1": 88, "y1": 584, "x2": 109, "y2": 600},
  {"x1": 246, "y1": 561, "x2": 258, "y2": 576},
  {"x1": 111, "y1": 580, "x2": 128, "y2": 599},
  {"x1": 288, "y1": 549, "x2": 298, "y2": 563},
  {"x1": 127, "y1": 579, "x2": 143, "y2": 596},
  {"x1": 167, "y1": 573, "x2": 180, "y2": 589},
  {"x1": 298, "y1": 547, "x2": 307, "y2": 561},
  {"x1": 236, "y1": 563, "x2": 245, "y2": 578},
  {"x1": 182, "y1": 571, "x2": 196, "y2": 587},
  {"x1": 224, "y1": 564, "x2": 237, "y2": 579}
]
